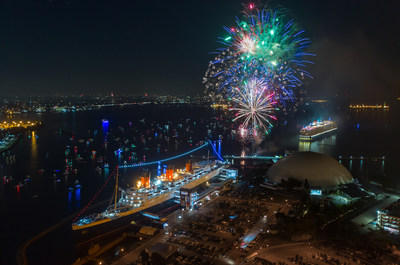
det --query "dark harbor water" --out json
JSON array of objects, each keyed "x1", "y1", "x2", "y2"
[{"x1": 1, "y1": 103, "x2": 399, "y2": 265}]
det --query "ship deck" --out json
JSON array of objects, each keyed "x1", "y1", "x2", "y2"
[
  {"x1": 299, "y1": 121, "x2": 337, "y2": 141},
  {"x1": 72, "y1": 164, "x2": 225, "y2": 230}
]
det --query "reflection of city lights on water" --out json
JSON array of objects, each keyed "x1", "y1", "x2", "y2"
[
  {"x1": 31, "y1": 131, "x2": 38, "y2": 160},
  {"x1": 298, "y1": 140, "x2": 311, "y2": 152},
  {"x1": 75, "y1": 188, "x2": 80, "y2": 199},
  {"x1": 68, "y1": 191, "x2": 72, "y2": 210},
  {"x1": 75, "y1": 188, "x2": 81, "y2": 209}
]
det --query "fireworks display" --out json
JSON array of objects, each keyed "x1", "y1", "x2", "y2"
[
  {"x1": 204, "y1": 3, "x2": 314, "y2": 137},
  {"x1": 230, "y1": 78, "x2": 277, "y2": 136},
  {"x1": 204, "y1": 7, "x2": 314, "y2": 101}
]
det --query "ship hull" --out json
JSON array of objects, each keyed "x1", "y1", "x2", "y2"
[
  {"x1": 73, "y1": 210, "x2": 143, "y2": 245},
  {"x1": 73, "y1": 191, "x2": 176, "y2": 244},
  {"x1": 73, "y1": 165, "x2": 224, "y2": 245},
  {"x1": 299, "y1": 127, "x2": 337, "y2": 141},
  {"x1": 299, "y1": 120, "x2": 337, "y2": 141}
]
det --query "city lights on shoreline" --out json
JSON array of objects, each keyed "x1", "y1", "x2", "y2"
[
  {"x1": 349, "y1": 104, "x2": 389, "y2": 110},
  {"x1": 0, "y1": 120, "x2": 41, "y2": 130}
]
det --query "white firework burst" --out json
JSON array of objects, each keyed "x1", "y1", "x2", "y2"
[{"x1": 230, "y1": 78, "x2": 277, "y2": 134}]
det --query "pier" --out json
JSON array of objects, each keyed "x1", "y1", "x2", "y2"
[
  {"x1": 337, "y1": 155, "x2": 385, "y2": 161},
  {"x1": 0, "y1": 120, "x2": 41, "y2": 130}
]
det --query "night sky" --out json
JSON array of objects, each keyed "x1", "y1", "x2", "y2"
[{"x1": 0, "y1": 0, "x2": 399, "y2": 101}]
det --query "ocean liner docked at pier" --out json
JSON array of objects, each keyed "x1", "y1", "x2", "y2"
[{"x1": 72, "y1": 161, "x2": 224, "y2": 240}]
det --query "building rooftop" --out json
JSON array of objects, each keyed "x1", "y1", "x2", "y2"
[
  {"x1": 268, "y1": 152, "x2": 353, "y2": 188},
  {"x1": 139, "y1": 226, "x2": 158, "y2": 236},
  {"x1": 148, "y1": 243, "x2": 177, "y2": 260},
  {"x1": 382, "y1": 199, "x2": 400, "y2": 218},
  {"x1": 339, "y1": 183, "x2": 370, "y2": 199}
]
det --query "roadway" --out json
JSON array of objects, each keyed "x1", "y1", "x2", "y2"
[
  {"x1": 111, "y1": 220, "x2": 169, "y2": 265},
  {"x1": 255, "y1": 241, "x2": 366, "y2": 265},
  {"x1": 111, "y1": 205, "x2": 192, "y2": 265},
  {"x1": 111, "y1": 231, "x2": 164, "y2": 265}
]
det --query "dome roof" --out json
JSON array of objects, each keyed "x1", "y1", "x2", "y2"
[{"x1": 268, "y1": 152, "x2": 353, "y2": 187}]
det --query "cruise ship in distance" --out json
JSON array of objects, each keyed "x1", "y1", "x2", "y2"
[
  {"x1": 299, "y1": 120, "x2": 337, "y2": 141},
  {"x1": 72, "y1": 161, "x2": 226, "y2": 240}
]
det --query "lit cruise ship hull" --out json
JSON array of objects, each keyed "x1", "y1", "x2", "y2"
[
  {"x1": 72, "y1": 165, "x2": 223, "y2": 241},
  {"x1": 299, "y1": 121, "x2": 337, "y2": 141},
  {"x1": 72, "y1": 192, "x2": 174, "y2": 243}
]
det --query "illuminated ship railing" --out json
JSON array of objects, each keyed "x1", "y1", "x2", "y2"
[
  {"x1": 119, "y1": 143, "x2": 208, "y2": 168},
  {"x1": 119, "y1": 141, "x2": 224, "y2": 169},
  {"x1": 73, "y1": 140, "x2": 224, "y2": 224},
  {"x1": 224, "y1": 155, "x2": 281, "y2": 160},
  {"x1": 299, "y1": 120, "x2": 337, "y2": 140}
]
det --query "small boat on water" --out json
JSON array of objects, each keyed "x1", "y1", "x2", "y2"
[
  {"x1": 0, "y1": 134, "x2": 19, "y2": 154},
  {"x1": 24, "y1": 175, "x2": 31, "y2": 183},
  {"x1": 75, "y1": 180, "x2": 81, "y2": 189}
]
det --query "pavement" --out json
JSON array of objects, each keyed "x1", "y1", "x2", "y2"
[
  {"x1": 110, "y1": 232, "x2": 165, "y2": 265},
  {"x1": 110, "y1": 208, "x2": 186, "y2": 265},
  {"x1": 111, "y1": 202, "x2": 194, "y2": 265},
  {"x1": 256, "y1": 242, "x2": 362, "y2": 265}
]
